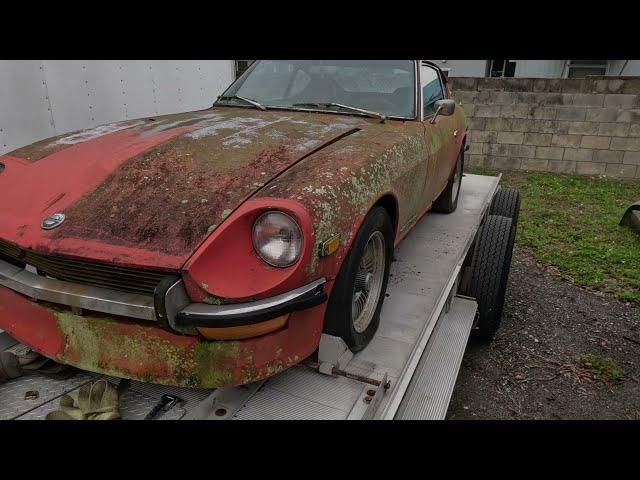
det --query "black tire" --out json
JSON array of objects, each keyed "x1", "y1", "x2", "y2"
[
  {"x1": 323, "y1": 207, "x2": 394, "y2": 352},
  {"x1": 489, "y1": 187, "x2": 521, "y2": 230},
  {"x1": 432, "y1": 150, "x2": 464, "y2": 214},
  {"x1": 488, "y1": 187, "x2": 521, "y2": 316},
  {"x1": 469, "y1": 215, "x2": 514, "y2": 340}
]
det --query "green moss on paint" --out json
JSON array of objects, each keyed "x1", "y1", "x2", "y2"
[
  {"x1": 192, "y1": 340, "x2": 240, "y2": 387},
  {"x1": 52, "y1": 309, "x2": 245, "y2": 388},
  {"x1": 203, "y1": 295, "x2": 226, "y2": 305}
]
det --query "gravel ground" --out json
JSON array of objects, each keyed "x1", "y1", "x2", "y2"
[{"x1": 448, "y1": 245, "x2": 640, "y2": 420}]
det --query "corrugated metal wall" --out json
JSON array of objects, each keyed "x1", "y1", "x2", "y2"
[{"x1": 0, "y1": 60, "x2": 235, "y2": 155}]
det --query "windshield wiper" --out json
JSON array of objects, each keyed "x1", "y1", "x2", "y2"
[
  {"x1": 292, "y1": 102, "x2": 386, "y2": 122},
  {"x1": 216, "y1": 95, "x2": 267, "y2": 111}
]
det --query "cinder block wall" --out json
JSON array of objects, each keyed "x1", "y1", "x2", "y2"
[{"x1": 450, "y1": 77, "x2": 640, "y2": 179}]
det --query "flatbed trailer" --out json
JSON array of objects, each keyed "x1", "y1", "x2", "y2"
[{"x1": 0, "y1": 173, "x2": 503, "y2": 420}]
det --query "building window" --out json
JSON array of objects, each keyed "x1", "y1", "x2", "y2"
[
  {"x1": 566, "y1": 60, "x2": 608, "y2": 78},
  {"x1": 488, "y1": 60, "x2": 516, "y2": 77},
  {"x1": 235, "y1": 60, "x2": 254, "y2": 78}
]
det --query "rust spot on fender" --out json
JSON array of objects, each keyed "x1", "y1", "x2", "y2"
[{"x1": 255, "y1": 121, "x2": 428, "y2": 276}]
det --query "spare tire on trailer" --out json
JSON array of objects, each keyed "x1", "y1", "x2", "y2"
[{"x1": 469, "y1": 214, "x2": 514, "y2": 340}]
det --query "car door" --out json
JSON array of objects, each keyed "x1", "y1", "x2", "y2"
[{"x1": 420, "y1": 62, "x2": 456, "y2": 207}]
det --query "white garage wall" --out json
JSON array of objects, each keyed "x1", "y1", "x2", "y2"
[
  {"x1": 0, "y1": 60, "x2": 235, "y2": 155},
  {"x1": 427, "y1": 60, "x2": 488, "y2": 77}
]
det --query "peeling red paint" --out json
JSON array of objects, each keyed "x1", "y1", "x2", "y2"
[
  {"x1": 0, "y1": 125, "x2": 192, "y2": 269},
  {"x1": 53, "y1": 142, "x2": 307, "y2": 256},
  {"x1": 0, "y1": 107, "x2": 361, "y2": 269}
]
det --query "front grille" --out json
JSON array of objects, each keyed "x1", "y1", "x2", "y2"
[{"x1": 0, "y1": 239, "x2": 169, "y2": 295}]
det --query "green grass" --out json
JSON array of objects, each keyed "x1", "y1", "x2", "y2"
[
  {"x1": 575, "y1": 354, "x2": 622, "y2": 381},
  {"x1": 467, "y1": 166, "x2": 640, "y2": 305}
]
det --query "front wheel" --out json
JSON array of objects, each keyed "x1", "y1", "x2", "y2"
[{"x1": 323, "y1": 207, "x2": 394, "y2": 352}]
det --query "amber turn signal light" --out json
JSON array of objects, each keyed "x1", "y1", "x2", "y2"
[
  {"x1": 197, "y1": 314, "x2": 289, "y2": 340},
  {"x1": 320, "y1": 234, "x2": 341, "y2": 257}
]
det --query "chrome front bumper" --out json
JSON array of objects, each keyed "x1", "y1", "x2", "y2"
[
  {"x1": 0, "y1": 258, "x2": 156, "y2": 320},
  {"x1": 175, "y1": 278, "x2": 327, "y2": 328},
  {"x1": 0, "y1": 257, "x2": 327, "y2": 331}
]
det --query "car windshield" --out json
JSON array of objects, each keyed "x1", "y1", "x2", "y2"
[{"x1": 216, "y1": 60, "x2": 416, "y2": 119}]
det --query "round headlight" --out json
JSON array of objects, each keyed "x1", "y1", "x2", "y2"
[{"x1": 252, "y1": 211, "x2": 303, "y2": 267}]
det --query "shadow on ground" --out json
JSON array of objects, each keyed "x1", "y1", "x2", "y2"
[{"x1": 448, "y1": 245, "x2": 640, "y2": 420}]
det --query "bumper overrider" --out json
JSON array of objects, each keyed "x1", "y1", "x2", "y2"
[{"x1": 0, "y1": 257, "x2": 329, "y2": 387}]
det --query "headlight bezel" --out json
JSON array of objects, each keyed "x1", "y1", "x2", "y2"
[
  {"x1": 252, "y1": 210, "x2": 303, "y2": 268},
  {"x1": 183, "y1": 199, "x2": 315, "y2": 301}
]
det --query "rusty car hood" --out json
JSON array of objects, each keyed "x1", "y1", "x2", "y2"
[{"x1": 0, "y1": 107, "x2": 365, "y2": 270}]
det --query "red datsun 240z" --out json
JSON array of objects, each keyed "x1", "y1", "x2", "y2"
[{"x1": 0, "y1": 60, "x2": 467, "y2": 387}]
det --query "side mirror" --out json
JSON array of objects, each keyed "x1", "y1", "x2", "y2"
[{"x1": 430, "y1": 99, "x2": 456, "y2": 123}]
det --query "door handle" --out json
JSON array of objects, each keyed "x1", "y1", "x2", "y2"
[{"x1": 453, "y1": 129, "x2": 459, "y2": 137}]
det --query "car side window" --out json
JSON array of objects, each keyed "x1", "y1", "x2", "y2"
[{"x1": 421, "y1": 65, "x2": 444, "y2": 119}]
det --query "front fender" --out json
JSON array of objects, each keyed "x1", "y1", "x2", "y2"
[
  {"x1": 253, "y1": 122, "x2": 427, "y2": 284},
  {"x1": 184, "y1": 122, "x2": 428, "y2": 304}
]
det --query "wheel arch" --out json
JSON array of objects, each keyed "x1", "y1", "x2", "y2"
[
  {"x1": 372, "y1": 193, "x2": 400, "y2": 239},
  {"x1": 322, "y1": 196, "x2": 396, "y2": 350},
  {"x1": 326, "y1": 192, "x2": 399, "y2": 281}
]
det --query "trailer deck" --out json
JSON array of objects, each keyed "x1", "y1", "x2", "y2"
[{"x1": 0, "y1": 173, "x2": 500, "y2": 420}]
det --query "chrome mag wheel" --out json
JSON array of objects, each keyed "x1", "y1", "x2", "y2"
[{"x1": 351, "y1": 231, "x2": 386, "y2": 333}]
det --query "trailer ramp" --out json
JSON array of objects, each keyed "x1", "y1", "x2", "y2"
[
  {"x1": 0, "y1": 174, "x2": 499, "y2": 420},
  {"x1": 395, "y1": 296, "x2": 477, "y2": 419}
]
